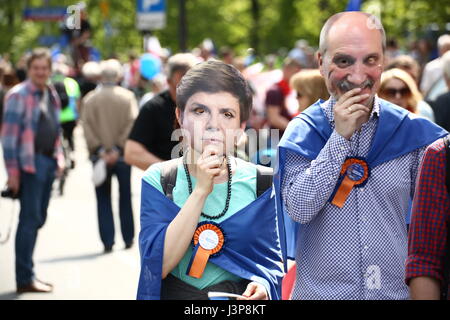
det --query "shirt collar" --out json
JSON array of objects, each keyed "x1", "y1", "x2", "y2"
[
  {"x1": 322, "y1": 95, "x2": 381, "y2": 123},
  {"x1": 25, "y1": 79, "x2": 49, "y2": 96}
]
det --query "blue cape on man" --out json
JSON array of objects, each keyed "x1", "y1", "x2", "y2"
[
  {"x1": 137, "y1": 180, "x2": 285, "y2": 300},
  {"x1": 274, "y1": 98, "x2": 448, "y2": 263}
]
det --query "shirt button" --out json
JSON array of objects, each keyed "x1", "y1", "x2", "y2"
[
  {"x1": 364, "y1": 245, "x2": 369, "y2": 250},
  {"x1": 361, "y1": 216, "x2": 367, "y2": 222}
]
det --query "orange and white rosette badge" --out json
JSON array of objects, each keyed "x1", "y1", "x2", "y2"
[
  {"x1": 331, "y1": 157, "x2": 370, "y2": 208},
  {"x1": 187, "y1": 222, "x2": 225, "y2": 279}
]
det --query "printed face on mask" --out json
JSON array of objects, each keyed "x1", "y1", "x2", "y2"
[{"x1": 177, "y1": 91, "x2": 245, "y2": 157}]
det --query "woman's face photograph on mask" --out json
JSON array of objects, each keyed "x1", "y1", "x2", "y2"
[{"x1": 177, "y1": 91, "x2": 245, "y2": 159}]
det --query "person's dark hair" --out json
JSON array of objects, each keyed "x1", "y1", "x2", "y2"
[
  {"x1": 176, "y1": 60, "x2": 252, "y2": 123},
  {"x1": 26, "y1": 48, "x2": 52, "y2": 70}
]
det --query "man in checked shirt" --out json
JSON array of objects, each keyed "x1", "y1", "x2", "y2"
[
  {"x1": 406, "y1": 137, "x2": 450, "y2": 300},
  {"x1": 275, "y1": 11, "x2": 447, "y2": 299},
  {"x1": 1, "y1": 48, "x2": 65, "y2": 293},
  {"x1": 406, "y1": 54, "x2": 450, "y2": 300}
]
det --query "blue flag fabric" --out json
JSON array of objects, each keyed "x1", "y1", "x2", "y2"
[
  {"x1": 137, "y1": 180, "x2": 285, "y2": 300},
  {"x1": 346, "y1": 0, "x2": 362, "y2": 11},
  {"x1": 274, "y1": 98, "x2": 448, "y2": 262}
]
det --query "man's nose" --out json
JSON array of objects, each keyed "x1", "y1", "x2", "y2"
[{"x1": 347, "y1": 62, "x2": 368, "y2": 85}]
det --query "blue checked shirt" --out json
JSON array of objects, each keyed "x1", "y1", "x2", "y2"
[{"x1": 281, "y1": 96, "x2": 424, "y2": 300}]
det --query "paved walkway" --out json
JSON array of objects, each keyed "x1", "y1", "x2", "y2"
[{"x1": 0, "y1": 126, "x2": 143, "y2": 300}]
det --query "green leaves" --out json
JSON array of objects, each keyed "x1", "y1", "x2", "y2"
[{"x1": 1, "y1": 0, "x2": 448, "y2": 63}]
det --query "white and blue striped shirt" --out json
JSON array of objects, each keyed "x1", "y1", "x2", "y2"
[{"x1": 281, "y1": 97, "x2": 424, "y2": 300}]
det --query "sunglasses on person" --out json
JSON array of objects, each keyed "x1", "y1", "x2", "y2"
[{"x1": 381, "y1": 87, "x2": 411, "y2": 98}]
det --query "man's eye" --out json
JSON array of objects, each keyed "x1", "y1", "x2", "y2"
[
  {"x1": 366, "y1": 57, "x2": 377, "y2": 65},
  {"x1": 336, "y1": 58, "x2": 350, "y2": 67},
  {"x1": 194, "y1": 108, "x2": 205, "y2": 114},
  {"x1": 224, "y1": 112, "x2": 234, "y2": 118}
]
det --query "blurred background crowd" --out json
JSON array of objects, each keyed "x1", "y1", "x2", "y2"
[{"x1": 0, "y1": 0, "x2": 449, "y2": 299}]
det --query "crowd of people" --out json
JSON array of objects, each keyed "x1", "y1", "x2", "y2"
[{"x1": 1, "y1": 9, "x2": 450, "y2": 300}]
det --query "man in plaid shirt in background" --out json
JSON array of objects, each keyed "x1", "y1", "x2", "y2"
[
  {"x1": 1, "y1": 48, "x2": 64, "y2": 294},
  {"x1": 406, "y1": 137, "x2": 450, "y2": 300},
  {"x1": 406, "y1": 50, "x2": 450, "y2": 300}
]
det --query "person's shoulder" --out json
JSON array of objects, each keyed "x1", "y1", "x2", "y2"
[
  {"x1": 142, "y1": 162, "x2": 164, "y2": 193},
  {"x1": 143, "y1": 158, "x2": 182, "y2": 193},
  {"x1": 417, "y1": 138, "x2": 447, "y2": 174},
  {"x1": 380, "y1": 99, "x2": 447, "y2": 142},
  {"x1": 377, "y1": 97, "x2": 404, "y2": 110},
  {"x1": 113, "y1": 85, "x2": 133, "y2": 95},
  {"x1": 283, "y1": 101, "x2": 329, "y2": 134},
  {"x1": 4, "y1": 83, "x2": 30, "y2": 108},
  {"x1": 234, "y1": 158, "x2": 263, "y2": 178},
  {"x1": 426, "y1": 137, "x2": 446, "y2": 155},
  {"x1": 421, "y1": 58, "x2": 440, "y2": 76},
  {"x1": 64, "y1": 76, "x2": 79, "y2": 88},
  {"x1": 141, "y1": 90, "x2": 171, "y2": 111},
  {"x1": 378, "y1": 98, "x2": 422, "y2": 121},
  {"x1": 111, "y1": 86, "x2": 136, "y2": 101},
  {"x1": 232, "y1": 158, "x2": 258, "y2": 195},
  {"x1": 6, "y1": 82, "x2": 27, "y2": 98},
  {"x1": 135, "y1": 92, "x2": 169, "y2": 121},
  {"x1": 82, "y1": 88, "x2": 97, "y2": 104},
  {"x1": 424, "y1": 57, "x2": 442, "y2": 70}
]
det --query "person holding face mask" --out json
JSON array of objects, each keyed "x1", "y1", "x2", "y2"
[
  {"x1": 137, "y1": 60, "x2": 284, "y2": 300},
  {"x1": 275, "y1": 12, "x2": 447, "y2": 300}
]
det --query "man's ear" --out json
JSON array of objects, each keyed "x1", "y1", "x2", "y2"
[
  {"x1": 317, "y1": 51, "x2": 325, "y2": 77},
  {"x1": 175, "y1": 107, "x2": 183, "y2": 127},
  {"x1": 167, "y1": 75, "x2": 173, "y2": 88}
]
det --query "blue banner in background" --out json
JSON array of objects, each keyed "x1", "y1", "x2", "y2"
[
  {"x1": 345, "y1": 0, "x2": 362, "y2": 11},
  {"x1": 23, "y1": 6, "x2": 67, "y2": 21}
]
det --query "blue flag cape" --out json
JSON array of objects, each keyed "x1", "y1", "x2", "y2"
[
  {"x1": 274, "y1": 98, "x2": 448, "y2": 263},
  {"x1": 137, "y1": 180, "x2": 285, "y2": 300}
]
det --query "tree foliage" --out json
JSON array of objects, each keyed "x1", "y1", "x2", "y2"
[{"x1": 0, "y1": 0, "x2": 448, "y2": 63}]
